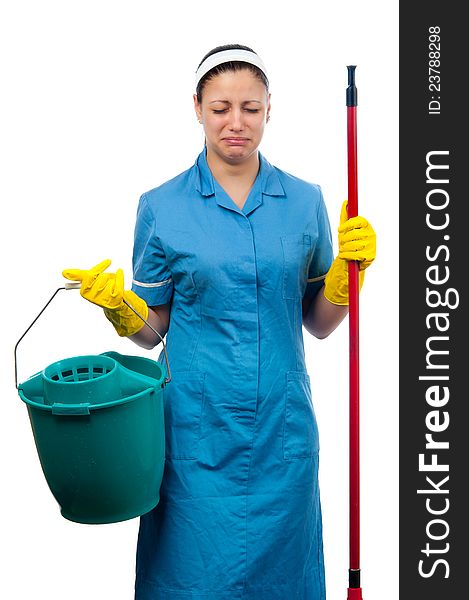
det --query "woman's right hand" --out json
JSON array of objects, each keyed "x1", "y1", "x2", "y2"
[
  {"x1": 62, "y1": 259, "x2": 125, "y2": 309},
  {"x1": 62, "y1": 259, "x2": 149, "y2": 337}
]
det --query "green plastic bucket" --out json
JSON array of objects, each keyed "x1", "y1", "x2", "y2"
[{"x1": 18, "y1": 351, "x2": 166, "y2": 524}]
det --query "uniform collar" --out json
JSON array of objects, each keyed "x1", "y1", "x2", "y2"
[{"x1": 194, "y1": 146, "x2": 286, "y2": 198}]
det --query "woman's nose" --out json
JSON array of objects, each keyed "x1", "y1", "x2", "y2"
[{"x1": 228, "y1": 108, "x2": 244, "y2": 131}]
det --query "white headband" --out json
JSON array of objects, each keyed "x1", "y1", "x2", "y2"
[{"x1": 195, "y1": 49, "x2": 268, "y2": 89}]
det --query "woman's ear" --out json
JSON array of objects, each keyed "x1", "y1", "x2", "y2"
[
  {"x1": 193, "y1": 94, "x2": 202, "y2": 123},
  {"x1": 266, "y1": 93, "x2": 271, "y2": 122}
]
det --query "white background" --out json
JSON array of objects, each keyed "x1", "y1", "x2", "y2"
[{"x1": 0, "y1": 1, "x2": 398, "y2": 598}]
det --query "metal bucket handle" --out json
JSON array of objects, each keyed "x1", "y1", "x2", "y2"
[{"x1": 14, "y1": 281, "x2": 171, "y2": 389}]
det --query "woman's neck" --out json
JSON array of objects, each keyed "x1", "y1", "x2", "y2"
[{"x1": 205, "y1": 146, "x2": 260, "y2": 188}]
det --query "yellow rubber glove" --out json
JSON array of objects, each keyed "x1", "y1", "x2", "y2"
[
  {"x1": 62, "y1": 259, "x2": 149, "y2": 337},
  {"x1": 324, "y1": 200, "x2": 376, "y2": 306}
]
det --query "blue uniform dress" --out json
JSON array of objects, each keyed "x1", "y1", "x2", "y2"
[{"x1": 131, "y1": 146, "x2": 334, "y2": 600}]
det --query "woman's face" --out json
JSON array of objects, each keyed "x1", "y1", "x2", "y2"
[{"x1": 194, "y1": 68, "x2": 270, "y2": 165}]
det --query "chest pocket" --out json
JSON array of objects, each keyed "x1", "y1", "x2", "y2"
[{"x1": 281, "y1": 233, "x2": 313, "y2": 299}]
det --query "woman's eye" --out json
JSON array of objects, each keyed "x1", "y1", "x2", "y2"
[{"x1": 211, "y1": 108, "x2": 260, "y2": 114}]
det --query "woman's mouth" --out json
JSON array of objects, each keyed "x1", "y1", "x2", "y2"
[{"x1": 223, "y1": 138, "x2": 249, "y2": 145}]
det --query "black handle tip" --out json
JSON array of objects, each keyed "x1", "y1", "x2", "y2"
[
  {"x1": 346, "y1": 65, "x2": 358, "y2": 107},
  {"x1": 347, "y1": 65, "x2": 356, "y2": 85}
]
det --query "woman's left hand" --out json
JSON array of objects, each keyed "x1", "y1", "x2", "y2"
[
  {"x1": 337, "y1": 199, "x2": 376, "y2": 270},
  {"x1": 323, "y1": 200, "x2": 376, "y2": 306}
]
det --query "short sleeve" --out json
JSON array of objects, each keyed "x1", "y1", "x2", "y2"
[
  {"x1": 131, "y1": 193, "x2": 174, "y2": 306},
  {"x1": 303, "y1": 186, "x2": 334, "y2": 299}
]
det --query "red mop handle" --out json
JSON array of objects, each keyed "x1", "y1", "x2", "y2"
[{"x1": 346, "y1": 65, "x2": 363, "y2": 600}]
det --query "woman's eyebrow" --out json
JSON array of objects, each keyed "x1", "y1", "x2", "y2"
[{"x1": 208, "y1": 99, "x2": 262, "y2": 105}]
